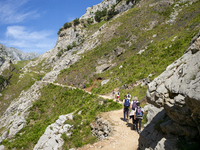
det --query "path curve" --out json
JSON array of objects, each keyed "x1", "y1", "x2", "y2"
[{"x1": 41, "y1": 81, "x2": 139, "y2": 149}]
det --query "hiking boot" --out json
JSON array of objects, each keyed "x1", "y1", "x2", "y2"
[
  {"x1": 138, "y1": 130, "x2": 141, "y2": 134},
  {"x1": 127, "y1": 118, "x2": 129, "y2": 123}
]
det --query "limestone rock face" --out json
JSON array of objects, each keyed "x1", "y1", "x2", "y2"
[
  {"x1": 0, "y1": 60, "x2": 15, "y2": 92},
  {"x1": 139, "y1": 30, "x2": 200, "y2": 149},
  {"x1": 80, "y1": 0, "x2": 117, "y2": 20},
  {"x1": 34, "y1": 113, "x2": 73, "y2": 150},
  {"x1": 0, "y1": 81, "x2": 47, "y2": 141}
]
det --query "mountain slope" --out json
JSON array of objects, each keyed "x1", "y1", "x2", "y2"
[{"x1": 0, "y1": 44, "x2": 40, "y2": 61}]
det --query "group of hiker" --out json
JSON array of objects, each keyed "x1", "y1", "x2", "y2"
[{"x1": 113, "y1": 90, "x2": 144, "y2": 134}]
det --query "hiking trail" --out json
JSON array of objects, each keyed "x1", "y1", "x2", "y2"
[{"x1": 42, "y1": 81, "x2": 140, "y2": 149}]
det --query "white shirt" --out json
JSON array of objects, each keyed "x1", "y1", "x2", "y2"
[{"x1": 129, "y1": 100, "x2": 138, "y2": 116}]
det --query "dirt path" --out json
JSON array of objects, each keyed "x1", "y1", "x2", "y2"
[
  {"x1": 78, "y1": 109, "x2": 139, "y2": 150},
  {"x1": 41, "y1": 81, "x2": 139, "y2": 149}
]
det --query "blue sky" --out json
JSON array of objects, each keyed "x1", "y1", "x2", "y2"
[{"x1": 0, "y1": 0, "x2": 102, "y2": 55}]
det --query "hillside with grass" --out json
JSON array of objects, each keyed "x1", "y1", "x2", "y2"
[
  {"x1": 57, "y1": 0, "x2": 200, "y2": 99},
  {"x1": 0, "y1": 0, "x2": 200, "y2": 149}
]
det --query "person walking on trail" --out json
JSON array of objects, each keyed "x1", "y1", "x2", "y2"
[
  {"x1": 134, "y1": 102, "x2": 145, "y2": 134},
  {"x1": 112, "y1": 89, "x2": 115, "y2": 100},
  {"x1": 127, "y1": 92, "x2": 131, "y2": 100},
  {"x1": 129, "y1": 98, "x2": 138, "y2": 128},
  {"x1": 123, "y1": 95, "x2": 130, "y2": 122},
  {"x1": 117, "y1": 91, "x2": 120, "y2": 101}
]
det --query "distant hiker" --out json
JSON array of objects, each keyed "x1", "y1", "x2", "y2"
[
  {"x1": 117, "y1": 91, "x2": 120, "y2": 101},
  {"x1": 39, "y1": 77, "x2": 41, "y2": 81},
  {"x1": 112, "y1": 89, "x2": 115, "y2": 99},
  {"x1": 127, "y1": 92, "x2": 131, "y2": 100},
  {"x1": 134, "y1": 102, "x2": 144, "y2": 134},
  {"x1": 84, "y1": 84, "x2": 86, "y2": 89},
  {"x1": 129, "y1": 98, "x2": 138, "y2": 127},
  {"x1": 123, "y1": 95, "x2": 130, "y2": 122}
]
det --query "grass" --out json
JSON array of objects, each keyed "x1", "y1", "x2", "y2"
[
  {"x1": 2, "y1": 83, "x2": 122, "y2": 150},
  {"x1": 0, "y1": 60, "x2": 42, "y2": 116},
  {"x1": 56, "y1": 0, "x2": 200, "y2": 100}
]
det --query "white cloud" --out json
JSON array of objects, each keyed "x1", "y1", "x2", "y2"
[
  {"x1": 1, "y1": 25, "x2": 57, "y2": 54},
  {"x1": 0, "y1": 0, "x2": 39, "y2": 24}
]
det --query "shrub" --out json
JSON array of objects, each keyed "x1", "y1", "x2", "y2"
[
  {"x1": 107, "y1": 8, "x2": 117, "y2": 20},
  {"x1": 87, "y1": 18, "x2": 94, "y2": 24},
  {"x1": 72, "y1": 42, "x2": 76, "y2": 47},
  {"x1": 64, "y1": 22, "x2": 72, "y2": 29},
  {"x1": 67, "y1": 45, "x2": 73, "y2": 50},
  {"x1": 94, "y1": 8, "x2": 107, "y2": 22},
  {"x1": 74, "y1": 18, "x2": 80, "y2": 26},
  {"x1": 57, "y1": 28, "x2": 63, "y2": 35}
]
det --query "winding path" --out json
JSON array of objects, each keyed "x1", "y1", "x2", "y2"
[{"x1": 34, "y1": 77, "x2": 139, "y2": 150}]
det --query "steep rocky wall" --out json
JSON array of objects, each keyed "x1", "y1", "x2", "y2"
[{"x1": 139, "y1": 30, "x2": 200, "y2": 149}]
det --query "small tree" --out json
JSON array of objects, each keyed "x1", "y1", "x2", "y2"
[
  {"x1": 72, "y1": 42, "x2": 76, "y2": 47},
  {"x1": 74, "y1": 18, "x2": 80, "y2": 26},
  {"x1": 64, "y1": 22, "x2": 72, "y2": 29},
  {"x1": 94, "y1": 8, "x2": 107, "y2": 22},
  {"x1": 87, "y1": 18, "x2": 94, "y2": 24},
  {"x1": 67, "y1": 45, "x2": 73, "y2": 50},
  {"x1": 57, "y1": 28, "x2": 63, "y2": 35}
]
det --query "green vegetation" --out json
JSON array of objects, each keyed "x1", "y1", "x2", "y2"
[
  {"x1": 2, "y1": 84, "x2": 122, "y2": 149},
  {"x1": 73, "y1": 18, "x2": 80, "y2": 26},
  {"x1": 95, "y1": 8, "x2": 107, "y2": 22},
  {"x1": 57, "y1": 27, "x2": 64, "y2": 35},
  {"x1": 64, "y1": 22, "x2": 72, "y2": 29},
  {"x1": 67, "y1": 45, "x2": 73, "y2": 50},
  {"x1": 0, "y1": 60, "x2": 42, "y2": 116},
  {"x1": 87, "y1": 18, "x2": 94, "y2": 24},
  {"x1": 57, "y1": 0, "x2": 200, "y2": 100}
]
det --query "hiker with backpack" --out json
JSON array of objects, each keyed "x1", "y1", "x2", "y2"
[
  {"x1": 129, "y1": 98, "x2": 138, "y2": 126},
  {"x1": 127, "y1": 92, "x2": 131, "y2": 100},
  {"x1": 112, "y1": 89, "x2": 115, "y2": 100},
  {"x1": 117, "y1": 91, "x2": 120, "y2": 101},
  {"x1": 134, "y1": 102, "x2": 144, "y2": 134},
  {"x1": 123, "y1": 95, "x2": 130, "y2": 122}
]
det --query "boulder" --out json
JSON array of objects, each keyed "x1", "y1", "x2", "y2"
[
  {"x1": 0, "y1": 145, "x2": 5, "y2": 150},
  {"x1": 90, "y1": 117, "x2": 111, "y2": 140},
  {"x1": 34, "y1": 113, "x2": 73, "y2": 150},
  {"x1": 140, "y1": 29, "x2": 200, "y2": 149},
  {"x1": 114, "y1": 46, "x2": 126, "y2": 57}
]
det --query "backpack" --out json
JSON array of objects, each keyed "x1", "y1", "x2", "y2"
[
  {"x1": 132, "y1": 101, "x2": 137, "y2": 110},
  {"x1": 136, "y1": 106, "x2": 143, "y2": 117},
  {"x1": 124, "y1": 99, "x2": 130, "y2": 108},
  {"x1": 127, "y1": 94, "x2": 130, "y2": 98}
]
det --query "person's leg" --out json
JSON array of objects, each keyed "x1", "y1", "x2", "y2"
[
  {"x1": 132, "y1": 115, "x2": 135, "y2": 124},
  {"x1": 126, "y1": 109, "x2": 129, "y2": 119},
  {"x1": 135, "y1": 118, "x2": 139, "y2": 132},
  {"x1": 124, "y1": 109, "x2": 125, "y2": 121},
  {"x1": 139, "y1": 118, "x2": 142, "y2": 131}
]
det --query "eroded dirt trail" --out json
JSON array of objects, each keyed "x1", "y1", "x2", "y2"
[{"x1": 78, "y1": 109, "x2": 139, "y2": 150}]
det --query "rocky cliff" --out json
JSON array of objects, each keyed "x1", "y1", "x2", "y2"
[
  {"x1": 139, "y1": 30, "x2": 200, "y2": 149},
  {"x1": 0, "y1": 44, "x2": 40, "y2": 62}
]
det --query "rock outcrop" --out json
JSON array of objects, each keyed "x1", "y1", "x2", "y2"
[
  {"x1": 0, "y1": 60, "x2": 15, "y2": 92},
  {"x1": 34, "y1": 113, "x2": 73, "y2": 150},
  {"x1": 90, "y1": 117, "x2": 111, "y2": 140},
  {"x1": 139, "y1": 30, "x2": 200, "y2": 149},
  {"x1": 0, "y1": 81, "x2": 47, "y2": 143}
]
